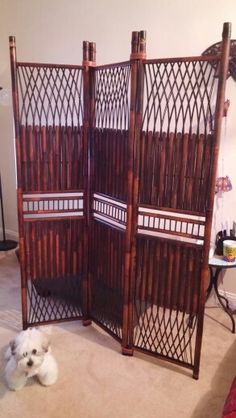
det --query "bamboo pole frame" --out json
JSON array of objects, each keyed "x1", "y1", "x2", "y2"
[
  {"x1": 9, "y1": 36, "x2": 28, "y2": 330},
  {"x1": 82, "y1": 40, "x2": 96, "y2": 326},
  {"x1": 122, "y1": 30, "x2": 146, "y2": 354}
]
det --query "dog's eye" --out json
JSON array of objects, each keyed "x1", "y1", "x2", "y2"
[
  {"x1": 23, "y1": 352, "x2": 28, "y2": 357},
  {"x1": 32, "y1": 349, "x2": 37, "y2": 355}
]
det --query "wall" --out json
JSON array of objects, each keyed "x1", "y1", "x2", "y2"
[{"x1": 0, "y1": 0, "x2": 236, "y2": 291}]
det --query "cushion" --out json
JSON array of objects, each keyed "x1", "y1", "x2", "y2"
[{"x1": 223, "y1": 377, "x2": 236, "y2": 418}]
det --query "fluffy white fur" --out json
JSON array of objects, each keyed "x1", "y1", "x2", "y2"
[{"x1": 4, "y1": 327, "x2": 58, "y2": 391}]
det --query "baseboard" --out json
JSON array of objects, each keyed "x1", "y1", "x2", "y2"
[
  {"x1": 0, "y1": 228, "x2": 18, "y2": 242},
  {"x1": 218, "y1": 289, "x2": 236, "y2": 310}
]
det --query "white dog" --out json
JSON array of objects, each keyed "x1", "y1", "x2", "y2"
[{"x1": 4, "y1": 327, "x2": 58, "y2": 391}]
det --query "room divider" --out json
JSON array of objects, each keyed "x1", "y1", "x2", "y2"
[{"x1": 9, "y1": 22, "x2": 231, "y2": 378}]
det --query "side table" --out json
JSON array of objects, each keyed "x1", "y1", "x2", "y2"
[{"x1": 207, "y1": 255, "x2": 236, "y2": 333}]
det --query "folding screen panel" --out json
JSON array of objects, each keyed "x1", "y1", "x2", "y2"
[
  {"x1": 127, "y1": 27, "x2": 231, "y2": 378},
  {"x1": 10, "y1": 39, "x2": 86, "y2": 328},
  {"x1": 89, "y1": 62, "x2": 130, "y2": 340},
  {"x1": 10, "y1": 23, "x2": 231, "y2": 378},
  {"x1": 131, "y1": 57, "x2": 218, "y2": 376}
]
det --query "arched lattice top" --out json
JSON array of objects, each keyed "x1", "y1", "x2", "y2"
[
  {"x1": 17, "y1": 63, "x2": 84, "y2": 127},
  {"x1": 94, "y1": 62, "x2": 131, "y2": 130},
  {"x1": 142, "y1": 57, "x2": 218, "y2": 135}
]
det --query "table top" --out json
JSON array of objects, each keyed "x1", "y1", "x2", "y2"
[{"x1": 209, "y1": 255, "x2": 236, "y2": 268}]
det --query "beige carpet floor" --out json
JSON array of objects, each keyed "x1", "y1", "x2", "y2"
[{"x1": 0, "y1": 251, "x2": 236, "y2": 418}]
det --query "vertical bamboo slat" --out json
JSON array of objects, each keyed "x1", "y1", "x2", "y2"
[
  {"x1": 122, "y1": 31, "x2": 146, "y2": 354},
  {"x1": 82, "y1": 40, "x2": 96, "y2": 325}
]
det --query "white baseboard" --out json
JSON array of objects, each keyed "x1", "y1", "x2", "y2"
[
  {"x1": 218, "y1": 289, "x2": 236, "y2": 310},
  {"x1": 0, "y1": 228, "x2": 18, "y2": 241}
]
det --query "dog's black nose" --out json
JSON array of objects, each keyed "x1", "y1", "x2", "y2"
[{"x1": 27, "y1": 359, "x2": 33, "y2": 367}]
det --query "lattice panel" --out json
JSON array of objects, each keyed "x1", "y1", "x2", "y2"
[
  {"x1": 133, "y1": 238, "x2": 202, "y2": 366},
  {"x1": 23, "y1": 192, "x2": 84, "y2": 220},
  {"x1": 94, "y1": 63, "x2": 131, "y2": 130},
  {"x1": 142, "y1": 58, "x2": 218, "y2": 134},
  {"x1": 134, "y1": 305, "x2": 197, "y2": 365},
  {"x1": 27, "y1": 277, "x2": 83, "y2": 325},
  {"x1": 17, "y1": 64, "x2": 83, "y2": 126},
  {"x1": 91, "y1": 63, "x2": 130, "y2": 201},
  {"x1": 19, "y1": 125, "x2": 84, "y2": 192},
  {"x1": 90, "y1": 221, "x2": 125, "y2": 340}
]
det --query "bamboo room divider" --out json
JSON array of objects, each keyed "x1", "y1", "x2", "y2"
[{"x1": 9, "y1": 22, "x2": 231, "y2": 378}]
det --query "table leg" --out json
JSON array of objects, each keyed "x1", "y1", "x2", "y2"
[
  {"x1": 213, "y1": 268, "x2": 235, "y2": 334},
  {"x1": 206, "y1": 266, "x2": 214, "y2": 300}
]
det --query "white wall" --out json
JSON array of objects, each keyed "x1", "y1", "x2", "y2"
[{"x1": 1, "y1": 0, "x2": 236, "y2": 289}]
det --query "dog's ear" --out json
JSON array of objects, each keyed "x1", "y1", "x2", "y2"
[
  {"x1": 41, "y1": 335, "x2": 51, "y2": 353},
  {"x1": 10, "y1": 340, "x2": 17, "y2": 355}
]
